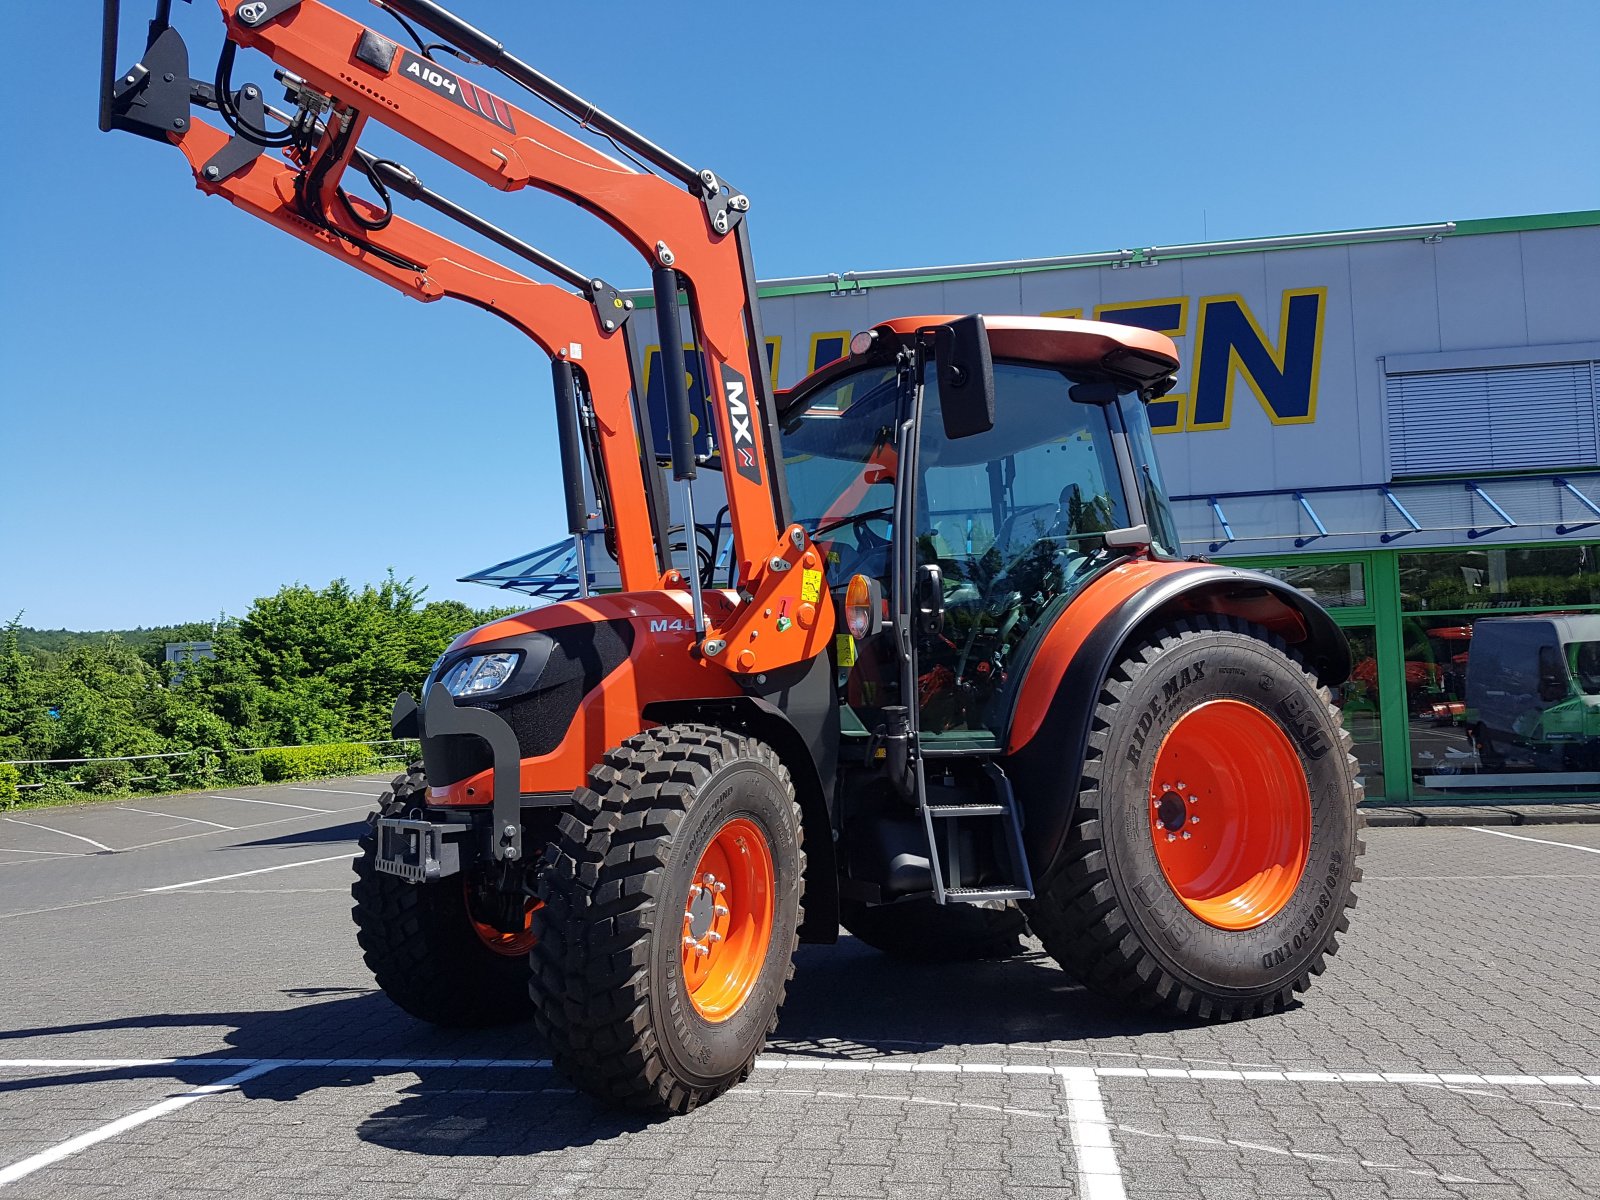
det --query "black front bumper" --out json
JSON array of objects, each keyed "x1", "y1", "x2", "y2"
[{"x1": 392, "y1": 683, "x2": 529, "y2": 865}]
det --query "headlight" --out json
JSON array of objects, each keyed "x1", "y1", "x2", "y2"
[{"x1": 440, "y1": 652, "x2": 520, "y2": 697}]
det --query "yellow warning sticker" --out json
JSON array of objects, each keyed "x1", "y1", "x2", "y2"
[
  {"x1": 835, "y1": 634, "x2": 857, "y2": 667},
  {"x1": 800, "y1": 568, "x2": 823, "y2": 604}
]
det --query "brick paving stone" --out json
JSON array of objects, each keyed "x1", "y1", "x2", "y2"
[{"x1": 2, "y1": 802, "x2": 1599, "y2": 1198}]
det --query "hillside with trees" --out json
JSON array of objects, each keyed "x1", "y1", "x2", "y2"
[{"x1": 0, "y1": 576, "x2": 518, "y2": 802}]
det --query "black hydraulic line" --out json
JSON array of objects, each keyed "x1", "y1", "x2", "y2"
[
  {"x1": 99, "y1": 0, "x2": 121, "y2": 132},
  {"x1": 358, "y1": 154, "x2": 591, "y2": 293},
  {"x1": 550, "y1": 360, "x2": 589, "y2": 537},
  {"x1": 375, "y1": 0, "x2": 703, "y2": 188},
  {"x1": 652, "y1": 266, "x2": 697, "y2": 482}
]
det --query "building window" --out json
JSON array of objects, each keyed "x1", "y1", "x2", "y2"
[
  {"x1": 1255, "y1": 561, "x2": 1366, "y2": 608},
  {"x1": 1385, "y1": 359, "x2": 1599, "y2": 478},
  {"x1": 1398, "y1": 541, "x2": 1600, "y2": 798},
  {"x1": 1397, "y1": 544, "x2": 1600, "y2": 611}
]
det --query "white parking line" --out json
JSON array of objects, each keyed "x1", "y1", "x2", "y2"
[
  {"x1": 0, "y1": 1062, "x2": 281, "y2": 1187},
  {"x1": 142, "y1": 853, "x2": 356, "y2": 893},
  {"x1": 208, "y1": 794, "x2": 334, "y2": 813},
  {"x1": 1466, "y1": 826, "x2": 1600, "y2": 855},
  {"x1": 116, "y1": 806, "x2": 367, "y2": 853},
  {"x1": 119, "y1": 807, "x2": 235, "y2": 831},
  {"x1": 0, "y1": 817, "x2": 114, "y2": 853},
  {"x1": 1060, "y1": 1067, "x2": 1126, "y2": 1199},
  {"x1": 735, "y1": 1086, "x2": 1480, "y2": 1186},
  {"x1": 0, "y1": 846, "x2": 86, "y2": 857},
  {"x1": 289, "y1": 787, "x2": 383, "y2": 797},
  {"x1": 1, "y1": 1054, "x2": 1590, "y2": 1191}
]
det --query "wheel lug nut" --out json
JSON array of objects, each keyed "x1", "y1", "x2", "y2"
[
  {"x1": 702, "y1": 873, "x2": 716, "y2": 886},
  {"x1": 1190, "y1": 816, "x2": 1199, "y2": 824},
  {"x1": 1166, "y1": 834, "x2": 1176, "y2": 843},
  {"x1": 714, "y1": 905, "x2": 729, "y2": 917},
  {"x1": 1181, "y1": 831, "x2": 1191, "y2": 840},
  {"x1": 688, "y1": 885, "x2": 702, "y2": 898},
  {"x1": 683, "y1": 936, "x2": 697, "y2": 948},
  {"x1": 695, "y1": 945, "x2": 709, "y2": 958},
  {"x1": 713, "y1": 882, "x2": 726, "y2": 894},
  {"x1": 707, "y1": 931, "x2": 722, "y2": 943}
]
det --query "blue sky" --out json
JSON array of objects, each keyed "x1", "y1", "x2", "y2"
[{"x1": 3, "y1": 1, "x2": 1597, "y2": 629}]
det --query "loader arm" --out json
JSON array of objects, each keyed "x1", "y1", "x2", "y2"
[
  {"x1": 180, "y1": 118, "x2": 661, "y2": 584},
  {"x1": 102, "y1": 0, "x2": 833, "y2": 673}
]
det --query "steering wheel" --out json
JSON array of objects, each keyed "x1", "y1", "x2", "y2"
[{"x1": 850, "y1": 508, "x2": 893, "y2": 548}]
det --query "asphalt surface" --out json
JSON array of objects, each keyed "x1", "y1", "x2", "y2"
[{"x1": 1, "y1": 780, "x2": 1598, "y2": 1199}]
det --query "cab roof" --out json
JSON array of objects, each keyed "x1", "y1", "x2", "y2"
[{"x1": 777, "y1": 314, "x2": 1180, "y2": 416}]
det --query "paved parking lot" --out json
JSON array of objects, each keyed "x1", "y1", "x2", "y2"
[{"x1": 1, "y1": 780, "x2": 1598, "y2": 1199}]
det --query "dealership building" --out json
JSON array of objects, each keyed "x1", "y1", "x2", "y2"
[{"x1": 469, "y1": 209, "x2": 1600, "y2": 808}]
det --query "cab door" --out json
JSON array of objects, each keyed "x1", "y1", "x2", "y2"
[
  {"x1": 903, "y1": 362, "x2": 1135, "y2": 748},
  {"x1": 776, "y1": 363, "x2": 909, "y2": 731}
]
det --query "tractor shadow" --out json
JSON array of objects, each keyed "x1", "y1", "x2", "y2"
[
  {"x1": 775, "y1": 935, "x2": 1215, "y2": 1055},
  {"x1": 0, "y1": 937, "x2": 1233, "y2": 1157}
]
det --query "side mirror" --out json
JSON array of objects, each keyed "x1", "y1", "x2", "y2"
[
  {"x1": 1537, "y1": 646, "x2": 1568, "y2": 703},
  {"x1": 934, "y1": 315, "x2": 995, "y2": 439},
  {"x1": 1068, "y1": 379, "x2": 1121, "y2": 406}
]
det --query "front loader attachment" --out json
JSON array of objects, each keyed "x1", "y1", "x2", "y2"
[{"x1": 99, "y1": 0, "x2": 832, "y2": 673}]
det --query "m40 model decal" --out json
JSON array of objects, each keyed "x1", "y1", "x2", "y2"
[{"x1": 397, "y1": 50, "x2": 515, "y2": 134}]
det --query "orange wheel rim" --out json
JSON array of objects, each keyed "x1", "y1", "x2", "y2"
[
  {"x1": 680, "y1": 817, "x2": 775, "y2": 1022},
  {"x1": 1148, "y1": 699, "x2": 1311, "y2": 931},
  {"x1": 465, "y1": 879, "x2": 540, "y2": 957}
]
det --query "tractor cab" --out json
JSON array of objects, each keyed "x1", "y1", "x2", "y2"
[{"x1": 779, "y1": 315, "x2": 1182, "y2": 748}]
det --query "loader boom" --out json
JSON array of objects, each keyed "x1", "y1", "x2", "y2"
[{"x1": 101, "y1": 0, "x2": 830, "y2": 673}]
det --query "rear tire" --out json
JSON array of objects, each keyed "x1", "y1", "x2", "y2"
[
  {"x1": 840, "y1": 897, "x2": 1029, "y2": 962},
  {"x1": 1024, "y1": 616, "x2": 1363, "y2": 1020},
  {"x1": 530, "y1": 726, "x2": 804, "y2": 1113},
  {"x1": 351, "y1": 764, "x2": 536, "y2": 1027}
]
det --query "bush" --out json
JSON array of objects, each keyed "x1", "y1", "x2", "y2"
[
  {"x1": 220, "y1": 753, "x2": 264, "y2": 786},
  {"x1": 255, "y1": 743, "x2": 378, "y2": 782},
  {"x1": 82, "y1": 759, "x2": 138, "y2": 795},
  {"x1": 0, "y1": 762, "x2": 19, "y2": 807},
  {"x1": 30, "y1": 778, "x2": 86, "y2": 804}
]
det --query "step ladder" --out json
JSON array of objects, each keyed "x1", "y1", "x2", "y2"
[{"x1": 918, "y1": 759, "x2": 1034, "y2": 904}]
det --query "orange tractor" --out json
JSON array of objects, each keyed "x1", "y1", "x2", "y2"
[{"x1": 101, "y1": 0, "x2": 1363, "y2": 1112}]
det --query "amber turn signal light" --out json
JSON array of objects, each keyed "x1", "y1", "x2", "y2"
[{"x1": 844, "y1": 574, "x2": 880, "y2": 639}]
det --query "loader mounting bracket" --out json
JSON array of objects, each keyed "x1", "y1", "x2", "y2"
[
  {"x1": 698, "y1": 169, "x2": 749, "y2": 238},
  {"x1": 232, "y1": 0, "x2": 302, "y2": 29},
  {"x1": 108, "y1": 25, "x2": 192, "y2": 142}
]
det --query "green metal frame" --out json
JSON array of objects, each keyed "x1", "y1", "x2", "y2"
[{"x1": 1225, "y1": 541, "x2": 1600, "y2": 806}]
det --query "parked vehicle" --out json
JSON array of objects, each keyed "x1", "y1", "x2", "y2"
[{"x1": 1467, "y1": 615, "x2": 1600, "y2": 769}]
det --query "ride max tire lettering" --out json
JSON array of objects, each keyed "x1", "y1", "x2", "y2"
[
  {"x1": 350, "y1": 764, "x2": 535, "y2": 1027},
  {"x1": 529, "y1": 725, "x2": 804, "y2": 1113},
  {"x1": 1024, "y1": 616, "x2": 1364, "y2": 1021}
]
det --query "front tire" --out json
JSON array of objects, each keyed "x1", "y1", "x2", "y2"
[
  {"x1": 530, "y1": 726, "x2": 804, "y2": 1113},
  {"x1": 351, "y1": 764, "x2": 536, "y2": 1027},
  {"x1": 1025, "y1": 616, "x2": 1363, "y2": 1020}
]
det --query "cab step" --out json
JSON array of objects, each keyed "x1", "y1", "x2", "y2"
[
  {"x1": 941, "y1": 886, "x2": 1033, "y2": 902},
  {"x1": 926, "y1": 803, "x2": 1006, "y2": 817},
  {"x1": 918, "y1": 759, "x2": 1035, "y2": 906}
]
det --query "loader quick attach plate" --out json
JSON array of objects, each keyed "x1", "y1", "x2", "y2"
[{"x1": 374, "y1": 818, "x2": 468, "y2": 882}]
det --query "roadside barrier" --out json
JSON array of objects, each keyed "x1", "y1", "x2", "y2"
[{"x1": 0, "y1": 740, "x2": 420, "y2": 804}]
